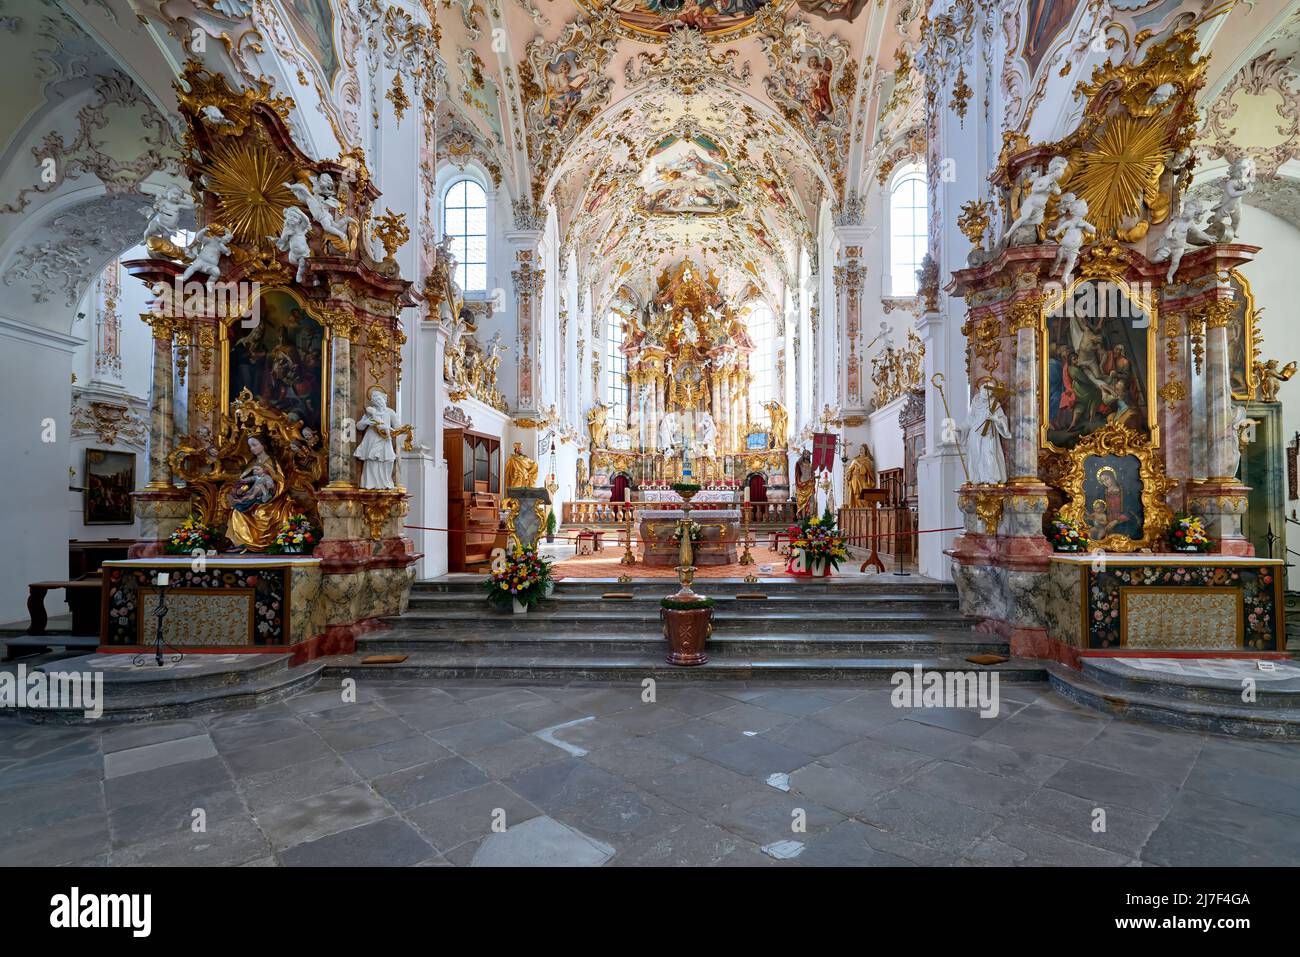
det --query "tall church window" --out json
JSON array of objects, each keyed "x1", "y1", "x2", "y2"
[
  {"x1": 888, "y1": 164, "x2": 927, "y2": 297},
  {"x1": 442, "y1": 179, "x2": 488, "y2": 295},
  {"x1": 745, "y1": 299, "x2": 777, "y2": 421},
  {"x1": 605, "y1": 303, "x2": 629, "y2": 432}
]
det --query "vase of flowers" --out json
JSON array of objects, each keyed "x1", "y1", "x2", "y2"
[
  {"x1": 164, "y1": 515, "x2": 221, "y2": 555},
  {"x1": 1046, "y1": 517, "x2": 1088, "y2": 553},
  {"x1": 484, "y1": 544, "x2": 553, "y2": 613},
  {"x1": 267, "y1": 514, "x2": 320, "y2": 555},
  {"x1": 1167, "y1": 514, "x2": 1212, "y2": 552},
  {"x1": 661, "y1": 597, "x2": 714, "y2": 666},
  {"x1": 785, "y1": 515, "x2": 847, "y2": 577},
  {"x1": 670, "y1": 482, "x2": 701, "y2": 506}
]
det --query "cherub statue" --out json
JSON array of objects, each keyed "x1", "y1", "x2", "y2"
[
  {"x1": 230, "y1": 464, "x2": 276, "y2": 509},
  {"x1": 1003, "y1": 156, "x2": 1069, "y2": 245},
  {"x1": 1255, "y1": 358, "x2": 1297, "y2": 403},
  {"x1": 179, "y1": 225, "x2": 233, "y2": 289},
  {"x1": 285, "y1": 171, "x2": 355, "y2": 248},
  {"x1": 1207, "y1": 157, "x2": 1256, "y2": 243},
  {"x1": 1151, "y1": 198, "x2": 1214, "y2": 284},
  {"x1": 199, "y1": 105, "x2": 237, "y2": 129},
  {"x1": 1051, "y1": 197, "x2": 1096, "y2": 286},
  {"x1": 270, "y1": 207, "x2": 312, "y2": 283},
  {"x1": 141, "y1": 186, "x2": 189, "y2": 246}
]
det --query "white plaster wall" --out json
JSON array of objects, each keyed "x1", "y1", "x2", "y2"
[{"x1": 868, "y1": 395, "x2": 906, "y2": 474}]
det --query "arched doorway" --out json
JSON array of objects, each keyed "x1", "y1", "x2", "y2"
[
  {"x1": 746, "y1": 472, "x2": 768, "y2": 503},
  {"x1": 610, "y1": 472, "x2": 632, "y2": 502}
]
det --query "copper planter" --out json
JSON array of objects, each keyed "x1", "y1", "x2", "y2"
[{"x1": 661, "y1": 608, "x2": 712, "y2": 666}]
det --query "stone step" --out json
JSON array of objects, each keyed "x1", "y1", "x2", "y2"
[
  {"x1": 1, "y1": 654, "x2": 323, "y2": 725},
  {"x1": 28, "y1": 652, "x2": 296, "y2": 697},
  {"x1": 382, "y1": 608, "x2": 977, "y2": 634},
  {"x1": 323, "y1": 650, "x2": 1047, "y2": 684},
  {"x1": 356, "y1": 627, "x2": 1006, "y2": 657},
  {"x1": 1047, "y1": 663, "x2": 1300, "y2": 740},
  {"x1": 1079, "y1": 656, "x2": 1300, "y2": 710}
]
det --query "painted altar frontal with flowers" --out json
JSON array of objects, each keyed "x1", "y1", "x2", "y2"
[
  {"x1": 99, "y1": 557, "x2": 413, "y2": 664},
  {"x1": 1044, "y1": 554, "x2": 1285, "y2": 660}
]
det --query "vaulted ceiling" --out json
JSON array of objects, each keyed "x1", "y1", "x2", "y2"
[{"x1": 435, "y1": 1, "x2": 927, "y2": 304}]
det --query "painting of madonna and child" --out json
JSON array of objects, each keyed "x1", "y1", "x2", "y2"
[
  {"x1": 1081, "y1": 455, "x2": 1145, "y2": 544},
  {"x1": 227, "y1": 290, "x2": 325, "y2": 436},
  {"x1": 1044, "y1": 285, "x2": 1151, "y2": 450}
]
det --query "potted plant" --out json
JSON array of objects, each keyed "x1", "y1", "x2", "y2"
[
  {"x1": 1167, "y1": 514, "x2": 1212, "y2": 553},
  {"x1": 164, "y1": 515, "x2": 221, "y2": 555},
  {"x1": 670, "y1": 481, "x2": 701, "y2": 503},
  {"x1": 1046, "y1": 517, "x2": 1087, "y2": 553},
  {"x1": 661, "y1": 596, "x2": 714, "y2": 665},
  {"x1": 786, "y1": 514, "x2": 847, "y2": 577},
  {"x1": 545, "y1": 510, "x2": 557, "y2": 544},
  {"x1": 267, "y1": 513, "x2": 320, "y2": 555},
  {"x1": 483, "y1": 544, "x2": 553, "y2": 614}
]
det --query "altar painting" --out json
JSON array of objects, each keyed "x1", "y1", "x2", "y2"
[
  {"x1": 1043, "y1": 280, "x2": 1154, "y2": 451},
  {"x1": 225, "y1": 289, "x2": 326, "y2": 435},
  {"x1": 84, "y1": 449, "x2": 135, "y2": 525},
  {"x1": 1080, "y1": 455, "x2": 1143, "y2": 543},
  {"x1": 1055, "y1": 423, "x2": 1173, "y2": 553},
  {"x1": 275, "y1": 0, "x2": 340, "y2": 88}
]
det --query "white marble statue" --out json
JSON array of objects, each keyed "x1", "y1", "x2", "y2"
[
  {"x1": 270, "y1": 207, "x2": 312, "y2": 283},
  {"x1": 179, "y1": 225, "x2": 233, "y2": 289},
  {"x1": 141, "y1": 186, "x2": 188, "y2": 246},
  {"x1": 1230, "y1": 405, "x2": 1259, "y2": 479},
  {"x1": 199, "y1": 105, "x2": 237, "y2": 129},
  {"x1": 1051, "y1": 197, "x2": 1096, "y2": 287},
  {"x1": 1003, "y1": 156, "x2": 1069, "y2": 245},
  {"x1": 355, "y1": 387, "x2": 404, "y2": 489},
  {"x1": 658, "y1": 411, "x2": 681, "y2": 452},
  {"x1": 485, "y1": 331, "x2": 505, "y2": 362},
  {"x1": 963, "y1": 381, "x2": 1009, "y2": 485},
  {"x1": 1207, "y1": 157, "x2": 1256, "y2": 243},
  {"x1": 697, "y1": 410, "x2": 719, "y2": 456},
  {"x1": 286, "y1": 172, "x2": 355, "y2": 247},
  {"x1": 1151, "y1": 198, "x2": 1215, "y2": 284},
  {"x1": 1146, "y1": 82, "x2": 1176, "y2": 107}
]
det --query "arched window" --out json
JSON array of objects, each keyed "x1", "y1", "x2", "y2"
[
  {"x1": 442, "y1": 179, "x2": 488, "y2": 295},
  {"x1": 888, "y1": 164, "x2": 927, "y2": 297},
  {"x1": 605, "y1": 301, "x2": 629, "y2": 432},
  {"x1": 745, "y1": 299, "x2": 778, "y2": 421}
]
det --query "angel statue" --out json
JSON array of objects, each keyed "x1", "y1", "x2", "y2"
[
  {"x1": 1003, "y1": 156, "x2": 1069, "y2": 245},
  {"x1": 179, "y1": 225, "x2": 233, "y2": 289},
  {"x1": 354, "y1": 387, "x2": 405, "y2": 489},
  {"x1": 1207, "y1": 157, "x2": 1256, "y2": 243},
  {"x1": 1256, "y1": 358, "x2": 1297, "y2": 403},
  {"x1": 587, "y1": 403, "x2": 609, "y2": 450},
  {"x1": 764, "y1": 399, "x2": 789, "y2": 450},
  {"x1": 1151, "y1": 198, "x2": 1214, "y2": 285},
  {"x1": 1051, "y1": 197, "x2": 1096, "y2": 287},
  {"x1": 141, "y1": 186, "x2": 189, "y2": 246},
  {"x1": 270, "y1": 207, "x2": 312, "y2": 284},
  {"x1": 963, "y1": 381, "x2": 1009, "y2": 485},
  {"x1": 286, "y1": 171, "x2": 355, "y2": 248}
]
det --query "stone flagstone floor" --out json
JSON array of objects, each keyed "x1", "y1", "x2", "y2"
[{"x1": 1, "y1": 679, "x2": 1298, "y2": 866}]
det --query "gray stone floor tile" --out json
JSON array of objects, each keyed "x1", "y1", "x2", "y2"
[
  {"x1": 465, "y1": 734, "x2": 568, "y2": 779},
  {"x1": 237, "y1": 755, "x2": 362, "y2": 812},
  {"x1": 105, "y1": 756, "x2": 233, "y2": 809},
  {"x1": 1044, "y1": 759, "x2": 1180, "y2": 816},
  {"x1": 704, "y1": 702, "x2": 799, "y2": 734},
  {"x1": 963, "y1": 821, "x2": 1134, "y2": 866},
  {"x1": 908, "y1": 760, "x2": 1039, "y2": 813},
  {"x1": 706, "y1": 789, "x2": 843, "y2": 846},
  {"x1": 279, "y1": 816, "x2": 434, "y2": 867},
  {"x1": 108, "y1": 783, "x2": 246, "y2": 849},
  {"x1": 258, "y1": 783, "x2": 392, "y2": 850},
  {"x1": 1140, "y1": 819, "x2": 1295, "y2": 867},
  {"x1": 112, "y1": 816, "x2": 271, "y2": 867},
  {"x1": 1010, "y1": 786, "x2": 1161, "y2": 858},
  {"x1": 470, "y1": 815, "x2": 613, "y2": 866},
  {"x1": 371, "y1": 756, "x2": 489, "y2": 810},
  {"x1": 797, "y1": 819, "x2": 911, "y2": 866},
  {"x1": 404, "y1": 781, "x2": 541, "y2": 852},
  {"x1": 221, "y1": 732, "x2": 333, "y2": 777},
  {"x1": 701, "y1": 736, "x2": 814, "y2": 776},
  {"x1": 104, "y1": 733, "x2": 217, "y2": 779},
  {"x1": 102, "y1": 720, "x2": 207, "y2": 754},
  {"x1": 315, "y1": 716, "x2": 415, "y2": 753},
  {"x1": 428, "y1": 717, "x2": 526, "y2": 755},
  {"x1": 748, "y1": 719, "x2": 862, "y2": 758},
  {"x1": 610, "y1": 820, "x2": 763, "y2": 866},
  {"x1": 209, "y1": 716, "x2": 309, "y2": 752},
  {"x1": 341, "y1": 735, "x2": 452, "y2": 779}
]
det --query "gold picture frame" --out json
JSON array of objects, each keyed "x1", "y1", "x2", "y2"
[
  {"x1": 1056, "y1": 421, "x2": 1175, "y2": 552},
  {"x1": 1039, "y1": 275, "x2": 1159, "y2": 453},
  {"x1": 1227, "y1": 268, "x2": 1259, "y2": 402}
]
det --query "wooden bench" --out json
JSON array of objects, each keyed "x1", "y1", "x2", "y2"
[{"x1": 28, "y1": 579, "x2": 102, "y2": 637}]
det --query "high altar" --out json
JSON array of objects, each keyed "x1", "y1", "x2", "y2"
[
  {"x1": 111, "y1": 63, "x2": 420, "y2": 662},
  {"x1": 585, "y1": 261, "x2": 790, "y2": 499},
  {"x1": 945, "y1": 31, "x2": 1289, "y2": 664}
]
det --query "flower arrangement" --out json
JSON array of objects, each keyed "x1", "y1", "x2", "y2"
[
  {"x1": 267, "y1": 513, "x2": 320, "y2": 554},
  {"x1": 787, "y1": 514, "x2": 848, "y2": 572},
  {"x1": 670, "y1": 520, "x2": 703, "y2": 543},
  {"x1": 164, "y1": 515, "x2": 221, "y2": 555},
  {"x1": 1046, "y1": 517, "x2": 1088, "y2": 552},
  {"x1": 1167, "y1": 514, "x2": 1212, "y2": 552},
  {"x1": 483, "y1": 544, "x2": 553, "y2": 610}
]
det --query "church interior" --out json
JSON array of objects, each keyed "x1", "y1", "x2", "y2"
[{"x1": 1, "y1": 0, "x2": 1299, "y2": 875}]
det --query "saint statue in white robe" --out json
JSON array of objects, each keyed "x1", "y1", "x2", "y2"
[
  {"x1": 964, "y1": 382, "x2": 1009, "y2": 485},
  {"x1": 355, "y1": 388, "x2": 403, "y2": 489}
]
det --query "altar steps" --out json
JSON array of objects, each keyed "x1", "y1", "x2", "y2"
[
  {"x1": 1, "y1": 652, "x2": 324, "y2": 725},
  {"x1": 406, "y1": 592, "x2": 961, "y2": 615},
  {"x1": 1047, "y1": 659, "x2": 1300, "y2": 740},
  {"x1": 413, "y1": 577, "x2": 957, "y2": 597}
]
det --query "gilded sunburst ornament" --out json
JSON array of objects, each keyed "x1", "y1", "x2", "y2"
[
  {"x1": 1064, "y1": 115, "x2": 1170, "y2": 238},
  {"x1": 199, "y1": 139, "x2": 298, "y2": 245}
]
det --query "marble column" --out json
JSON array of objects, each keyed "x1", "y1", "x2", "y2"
[
  {"x1": 1161, "y1": 308, "x2": 1194, "y2": 505},
  {"x1": 328, "y1": 330, "x2": 354, "y2": 487},
  {"x1": 1008, "y1": 299, "x2": 1040, "y2": 480},
  {"x1": 646, "y1": 373, "x2": 659, "y2": 452},
  {"x1": 145, "y1": 317, "x2": 175, "y2": 489},
  {"x1": 1203, "y1": 300, "x2": 1237, "y2": 481}
]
